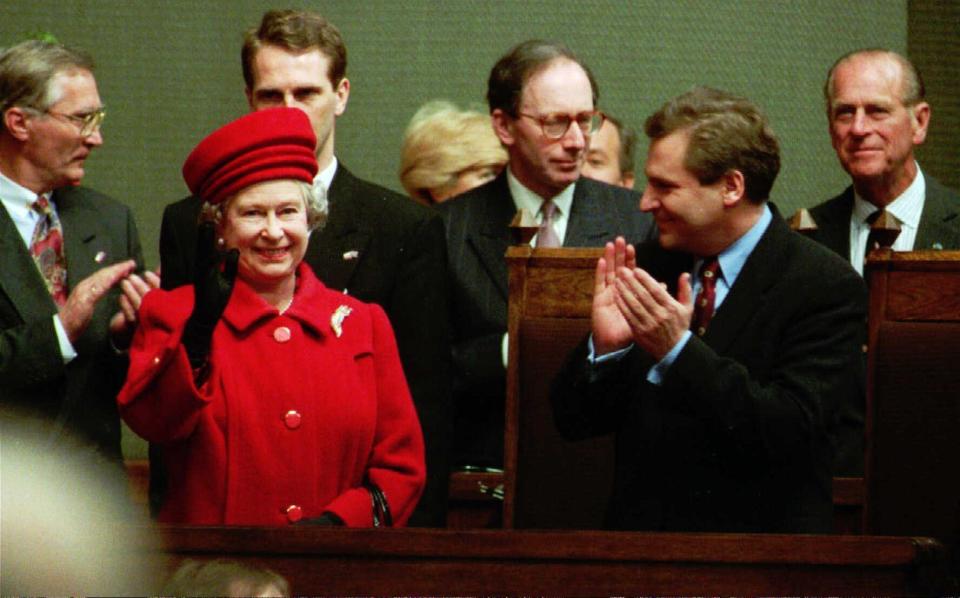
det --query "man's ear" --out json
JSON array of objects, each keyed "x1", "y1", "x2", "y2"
[
  {"x1": 490, "y1": 109, "x2": 515, "y2": 147},
  {"x1": 3, "y1": 107, "x2": 32, "y2": 141},
  {"x1": 334, "y1": 77, "x2": 350, "y2": 117},
  {"x1": 910, "y1": 101, "x2": 930, "y2": 146},
  {"x1": 721, "y1": 169, "x2": 746, "y2": 207}
]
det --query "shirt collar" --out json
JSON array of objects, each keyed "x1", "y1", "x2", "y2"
[
  {"x1": 506, "y1": 167, "x2": 575, "y2": 219},
  {"x1": 698, "y1": 204, "x2": 772, "y2": 287},
  {"x1": 852, "y1": 163, "x2": 925, "y2": 229},
  {"x1": 0, "y1": 171, "x2": 45, "y2": 210},
  {"x1": 313, "y1": 156, "x2": 339, "y2": 193}
]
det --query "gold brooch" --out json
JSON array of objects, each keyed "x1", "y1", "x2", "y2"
[{"x1": 331, "y1": 305, "x2": 353, "y2": 337}]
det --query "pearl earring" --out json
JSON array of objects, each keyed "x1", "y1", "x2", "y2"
[{"x1": 217, "y1": 237, "x2": 225, "y2": 247}]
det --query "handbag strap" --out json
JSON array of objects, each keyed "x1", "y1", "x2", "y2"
[{"x1": 364, "y1": 482, "x2": 393, "y2": 527}]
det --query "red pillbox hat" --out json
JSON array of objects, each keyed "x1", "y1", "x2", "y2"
[{"x1": 182, "y1": 107, "x2": 318, "y2": 205}]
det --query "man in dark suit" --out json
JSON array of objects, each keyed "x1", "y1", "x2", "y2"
[
  {"x1": 439, "y1": 40, "x2": 655, "y2": 467},
  {"x1": 158, "y1": 10, "x2": 451, "y2": 527},
  {"x1": 809, "y1": 49, "x2": 960, "y2": 273},
  {"x1": 0, "y1": 40, "x2": 153, "y2": 460},
  {"x1": 552, "y1": 87, "x2": 866, "y2": 533},
  {"x1": 807, "y1": 49, "x2": 960, "y2": 477}
]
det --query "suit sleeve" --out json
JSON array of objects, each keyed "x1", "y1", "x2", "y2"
[
  {"x1": 322, "y1": 304, "x2": 426, "y2": 526},
  {"x1": 550, "y1": 335, "x2": 642, "y2": 441},
  {"x1": 0, "y1": 319, "x2": 67, "y2": 391},
  {"x1": 117, "y1": 290, "x2": 212, "y2": 443}
]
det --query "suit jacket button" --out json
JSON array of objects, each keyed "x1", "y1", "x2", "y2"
[
  {"x1": 284, "y1": 410, "x2": 302, "y2": 429},
  {"x1": 285, "y1": 504, "x2": 303, "y2": 523},
  {"x1": 273, "y1": 326, "x2": 292, "y2": 343}
]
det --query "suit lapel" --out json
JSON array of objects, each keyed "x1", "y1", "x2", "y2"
[
  {"x1": 915, "y1": 177, "x2": 960, "y2": 250},
  {"x1": 565, "y1": 178, "x2": 616, "y2": 246},
  {"x1": 305, "y1": 166, "x2": 372, "y2": 292},
  {"x1": 54, "y1": 188, "x2": 102, "y2": 289},
  {"x1": 0, "y1": 203, "x2": 57, "y2": 320},
  {"x1": 816, "y1": 187, "x2": 853, "y2": 259},
  {"x1": 468, "y1": 175, "x2": 515, "y2": 300},
  {"x1": 701, "y1": 208, "x2": 789, "y2": 355}
]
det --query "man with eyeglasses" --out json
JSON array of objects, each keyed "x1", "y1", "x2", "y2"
[
  {"x1": 438, "y1": 40, "x2": 654, "y2": 469},
  {"x1": 0, "y1": 40, "x2": 155, "y2": 461}
]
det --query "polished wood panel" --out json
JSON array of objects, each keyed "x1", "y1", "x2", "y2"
[
  {"x1": 153, "y1": 526, "x2": 951, "y2": 596},
  {"x1": 864, "y1": 250, "x2": 960, "y2": 547}
]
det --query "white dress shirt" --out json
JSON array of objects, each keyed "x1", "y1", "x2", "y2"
[
  {"x1": 507, "y1": 168, "x2": 575, "y2": 246},
  {"x1": 849, "y1": 165, "x2": 925, "y2": 275}
]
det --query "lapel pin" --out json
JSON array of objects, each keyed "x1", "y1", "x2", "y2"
[
  {"x1": 932, "y1": 242, "x2": 944, "y2": 250},
  {"x1": 331, "y1": 304, "x2": 353, "y2": 338},
  {"x1": 342, "y1": 250, "x2": 359, "y2": 260},
  {"x1": 94, "y1": 250, "x2": 107, "y2": 263}
]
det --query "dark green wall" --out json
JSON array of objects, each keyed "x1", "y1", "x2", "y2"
[{"x1": 3, "y1": 0, "x2": 911, "y2": 271}]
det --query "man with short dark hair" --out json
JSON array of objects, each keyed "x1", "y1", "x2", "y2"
[
  {"x1": 158, "y1": 9, "x2": 451, "y2": 527},
  {"x1": 0, "y1": 40, "x2": 153, "y2": 460},
  {"x1": 809, "y1": 49, "x2": 960, "y2": 274},
  {"x1": 439, "y1": 40, "x2": 654, "y2": 468},
  {"x1": 552, "y1": 87, "x2": 865, "y2": 533},
  {"x1": 582, "y1": 112, "x2": 637, "y2": 189}
]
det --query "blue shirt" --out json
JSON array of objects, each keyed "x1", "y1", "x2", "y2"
[{"x1": 591, "y1": 205, "x2": 773, "y2": 385}]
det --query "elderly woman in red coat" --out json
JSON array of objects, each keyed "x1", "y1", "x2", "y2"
[{"x1": 118, "y1": 108, "x2": 425, "y2": 526}]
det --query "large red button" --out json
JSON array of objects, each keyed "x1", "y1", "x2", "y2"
[
  {"x1": 285, "y1": 504, "x2": 303, "y2": 523},
  {"x1": 284, "y1": 410, "x2": 302, "y2": 429},
  {"x1": 273, "y1": 326, "x2": 291, "y2": 342}
]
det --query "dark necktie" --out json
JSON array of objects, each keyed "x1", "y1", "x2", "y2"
[
  {"x1": 535, "y1": 200, "x2": 560, "y2": 248},
  {"x1": 30, "y1": 196, "x2": 68, "y2": 306},
  {"x1": 691, "y1": 257, "x2": 720, "y2": 337}
]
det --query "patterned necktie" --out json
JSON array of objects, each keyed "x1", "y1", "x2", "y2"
[
  {"x1": 30, "y1": 196, "x2": 68, "y2": 306},
  {"x1": 691, "y1": 257, "x2": 720, "y2": 337},
  {"x1": 536, "y1": 200, "x2": 560, "y2": 248}
]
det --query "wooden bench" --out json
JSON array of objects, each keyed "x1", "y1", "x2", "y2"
[{"x1": 152, "y1": 525, "x2": 951, "y2": 595}]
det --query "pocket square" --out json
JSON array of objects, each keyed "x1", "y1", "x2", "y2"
[{"x1": 342, "y1": 250, "x2": 359, "y2": 260}]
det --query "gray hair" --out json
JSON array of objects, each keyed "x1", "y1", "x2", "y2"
[
  {"x1": 199, "y1": 180, "x2": 328, "y2": 233},
  {"x1": 0, "y1": 40, "x2": 94, "y2": 131}
]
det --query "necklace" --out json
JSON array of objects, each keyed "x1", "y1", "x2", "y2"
[{"x1": 278, "y1": 296, "x2": 294, "y2": 315}]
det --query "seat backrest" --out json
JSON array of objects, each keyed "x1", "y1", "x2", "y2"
[
  {"x1": 864, "y1": 250, "x2": 960, "y2": 541},
  {"x1": 504, "y1": 247, "x2": 613, "y2": 529}
]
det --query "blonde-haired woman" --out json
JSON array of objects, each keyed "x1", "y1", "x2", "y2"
[{"x1": 399, "y1": 100, "x2": 507, "y2": 205}]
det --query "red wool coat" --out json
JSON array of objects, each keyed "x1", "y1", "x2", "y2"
[{"x1": 118, "y1": 264, "x2": 425, "y2": 526}]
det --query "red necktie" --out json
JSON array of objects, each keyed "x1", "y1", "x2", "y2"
[
  {"x1": 691, "y1": 257, "x2": 720, "y2": 337},
  {"x1": 536, "y1": 200, "x2": 560, "y2": 248},
  {"x1": 30, "y1": 196, "x2": 68, "y2": 306}
]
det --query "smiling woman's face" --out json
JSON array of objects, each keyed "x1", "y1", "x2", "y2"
[{"x1": 220, "y1": 179, "x2": 309, "y2": 291}]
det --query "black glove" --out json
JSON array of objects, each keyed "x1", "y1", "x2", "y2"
[
  {"x1": 182, "y1": 222, "x2": 238, "y2": 374},
  {"x1": 297, "y1": 512, "x2": 345, "y2": 526}
]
